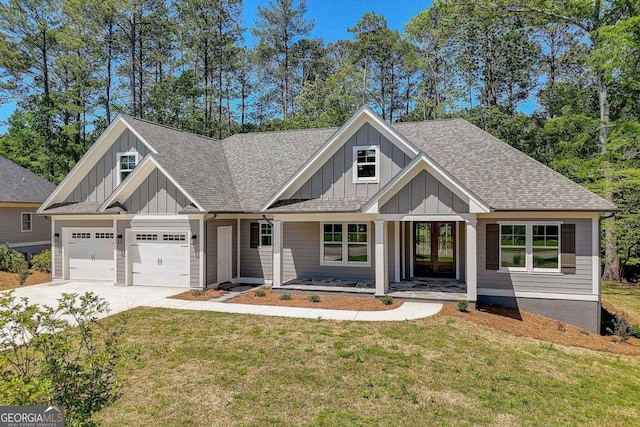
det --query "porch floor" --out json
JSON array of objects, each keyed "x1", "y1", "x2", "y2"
[{"x1": 281, "y1": 277, "x2": 467, "y2": 301}]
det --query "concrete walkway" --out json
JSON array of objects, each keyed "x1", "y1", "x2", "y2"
[{"x1": 5, "y1": 281, "x2": 443, "y2": 322}]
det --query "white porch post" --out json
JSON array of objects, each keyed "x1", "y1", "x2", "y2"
[
  {"x1": 374, "y1": 220, "x2": 388, "y2": 296},
  {"x1": 272, "y1": 220, "x2": 283, "y2": 288},
  {"x1": 465, "y1": 218, "x2": 478, "y2": 303},
  {"x1": 394, "y1": 221, "x2": 400, "y2": 283}
]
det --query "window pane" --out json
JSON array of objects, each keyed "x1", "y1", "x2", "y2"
[
  {"x1": 334, "y1": 224, "x2": 342, "y2": 233},
  {"x1": 532, "y1": 235, "x2": 545, "y2": 247},
  {"x1": 324, "y1": 224, "x2": 332, "y2": 233},
  {"x1": 501, "y1": 225, "x2": 512, "y2": 235},
  {"x1": 324, "y1": 244, "x2": 342, "y2": 262},
  {"x1": 348, "y1": 224, "x2": 356, "y2": 233},
  {"x1": 501, "y1": 236, "x2": 514, "y2": 246},
  {"x1": 514, "y1": 225, "x2": 526, "y2": 235},
  {"x1": 357, "y1": 164, "x2": 376, "y2": 178},
  {"x1": 501, "y1": 247, "x2": 526, "y2": 268},
  {"x1": 356, "y1": 149, "x2": 366, "y2": 158},
  {"x1": 358, "y1": 224, "x2": 367, "y2": 233},
  {"x1": 533, "y1": 248, "x2": 558, "y2": 269},
  {"x1": 261, "y1": 236, "x2": 272, "y2": 247},
  {"x1": 348, "y1": 244, "x2": 367, "y2": 262}
]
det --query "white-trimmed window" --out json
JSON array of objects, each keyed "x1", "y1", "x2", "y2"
[
  {"x1": 353, "y1": 146, "x2": 379, "y2": 183},
  {"x1": 499, "y1": 222, "x2": 561, "y2": 272},
  {"x1": 21, "y1": 212, "x2": 32, "y2": 232},
  {"x1": 117, "y1": 151, "x2": 139, "y2": 184},
  {"x1": 260, "y1": 223, "x2": 272, "y2": 247},
  {"x1": 321, "y1": 222, "x2": 370, "y2": 266}
]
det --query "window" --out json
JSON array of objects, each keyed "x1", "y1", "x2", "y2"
[
  {"x1": 21, "y1": 213, "x2": 32, "y2": 232},
  {"x1": 499, "y1": 223, "x2": 560, "y2": 272},
  {"x1": 163, "y1": 234, "x2": 186, "y2": 241},
  {"x1": 353, "y1": 146, "x2": 379, "y2": 183},
  {"x1": 260, "y1": 223, "x2": 272, "y2": 247},
  {"x1": 95, "y1": 232, "x2": 114, "y2": 239},
  {"x1": 117, "y1": 151, "x2": 138, "y2": 184},
  {"x1": 136, "y1": 233, "x2": 158, "y2": 241},
  {"x1": 321, "y1": 223, "x2": 370, "y2": 266},
  {"x1": 71, "y1": 232, "x2": 91, "y2": 239}
]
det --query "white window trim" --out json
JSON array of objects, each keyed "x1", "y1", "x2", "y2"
[
  {"x1": 259, "y1": 221, "x2": 272, "y2": 248},
  {"x1": 320, "y1": 222, "x2": 372, "y2": 267},
  {"x1": 497, "y1": 221, "x2": 562, "y2": 274},
  {"x1": 352, "y1": 145, "x2": 380, "y2": 184},
  {"x1": 116, "y1": 151, "x2": 139, "y2": 186},
  {"x1": 21, "y1": 212, "x2": 32, "y2": 233}
]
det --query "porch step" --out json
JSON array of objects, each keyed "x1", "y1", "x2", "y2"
[
  {"x1": 388, "y1": 291, "x2": 467, "y2": 303},
  {"x1": 278, "y1": 284, "x2": 375, "y2": 295}
]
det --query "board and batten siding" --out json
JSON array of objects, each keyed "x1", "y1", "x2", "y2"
[
  {"x1": 52, "y1": 219, "x2": 113, "y2": 280},
  {"x1": 65, "y1": 129, "x2": 150, "y2": 204},
  {"x1": 123, "y1": 169, "x2": 189, "y2": 214},
  {"x1": 477, "y1": 218, "x2": 594, "y2": 295},
  {"x1": 0, "y1": 207, "x2": 50, "y2": 246},
  {"x1": 289, "y1": 123, "x2": 412, "y2": 200},
  {"x1": 240, "y1": 220, "x2": 398, "y2": 282},
  {"x1": 381, "y1": 170, "x2": 469, "y2": 215},
  {"x1": 206, "y1": 219, "x2": 237, "y2": 285},
  {"x1": 128, "y1": 217, "x2": 201, "y2": 288}
]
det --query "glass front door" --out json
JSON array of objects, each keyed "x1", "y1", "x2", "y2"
[{"x1": 414, "y1": 222, "x2": 455, "y2": 278}]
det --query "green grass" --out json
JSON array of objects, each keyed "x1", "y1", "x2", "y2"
[
  {"x1": 95, "y1": 308, "x2": 640, "y2": 426},
  {"x1": 603, "y1": 282, "x2": 640, "y2": 321}
]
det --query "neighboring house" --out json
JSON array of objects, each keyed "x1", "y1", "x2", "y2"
[
  {"x1": 0, "y1": 155, "x2": 56, "y2": 260},
  {"x1": 37, "y1": 106, "x2": 615, "y2": 332}
]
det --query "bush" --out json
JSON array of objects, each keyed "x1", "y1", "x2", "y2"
[
  {"x1": 607, "y1": 311, "x2": 632, "y2": 343},
  {"x1": 0, "y1": 291, "x2": 129, "y2": 425},
  {"x1": 630, "y1": 324, "x2": 640, "y2": 339},
  {"x1": 309, "y1": 295, "x2": 321, "y2": 303},
  {"x1": 9, "y1": 252, "x2": 29, "y2": 286},
  {"x1": 31, "y1": 249, "x2": 51, "y2": 273},
  {"x1": 380, "y1": 295, "x2": 394, "y2": 306},
  {"x1": 254, "y1": 288, "x2": 266, "y2": 297},
  {"x1": 280, "y1": 293, "x2": 292, "y2": 301},
  {"x1": 190, "y1": 289, "x2": 205, "y2": 296},
  {"x1": 0, "y1": 246, "x2": 10, "y2": 271},
  {"x1": 457, "y1": 300, "x2": 469, "y2": 312}
]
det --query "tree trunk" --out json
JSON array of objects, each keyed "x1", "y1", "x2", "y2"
[
  {"x1": 106, "y1": 23, "x2": 113, "y2": 123},
  {"x1": 129, "y1": 14, "x2": 137, "y2": 116}
]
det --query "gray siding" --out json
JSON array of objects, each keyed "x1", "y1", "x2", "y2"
[
  {"x1": 116, "y1": 220, "x2": 130, "y2": 284},
  {"x1": 123, "y1": 169, "x2": 189, "y2": 214},
  {"x1": 206, "y1": 219, "x2": 238, "y2": 285},
  {"x1": 290, "y1": 123, "x2": 411, "y2": 200},
  {"x1": 381, "y1": 170, "x2": 468, "y2": 214},
  {"x1": 0, "y1": 207, "x2": 50, "y2": 245},
  {"x1": 128, "y1": 217, "x2": 201, "y2": 288},
  {"x1": 65, "y1": 129, "x2": 150, "y2": 203},
  {"x1": 477, "y1": 218, "x2": 594, "y2": 294},
  {"x1": 52, "y1": 219, "x2": 113, "y2": 280},
  {"x1": 240, "y1": 219, "x2": 273, "y2": 279}
]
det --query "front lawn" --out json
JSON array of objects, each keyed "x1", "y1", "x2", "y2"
[
  {"x1": 602, "y1": 282, "x2": 640, "y2": 322},
  {"x1": 96, "y1": 308, "x2": 640, "y2": 426}
]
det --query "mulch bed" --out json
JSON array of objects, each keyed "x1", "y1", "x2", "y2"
[
  {"x1": 225, "y1": 288, "x2": 403, "y2": 311},
  {"x1": 441, "y1": 304, "x2": 640, "y2": 356},
  {"x1": 0, "y1": 270, "x2": 51, "y2": 291},
  {"x1": 168, "y1": 289, "x2": 225, "y2": 301}
]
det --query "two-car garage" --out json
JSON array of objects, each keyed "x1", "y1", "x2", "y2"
[{"x1": 63, "y1": 228, "x2": 190, "y2": 287}]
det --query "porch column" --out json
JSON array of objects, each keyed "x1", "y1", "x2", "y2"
[
  {"x1": 374, "y1": 220, "x2": 388, "y2": 296},
  {"x1": 465, "y1": 218, "x2": 478, "y2": 303},
  {"x1": 272, "y1": 220, "x2": 283, "y2": 288},
  {"x1": 394, "y1": 221, "x2": 401, "y2": 282}
]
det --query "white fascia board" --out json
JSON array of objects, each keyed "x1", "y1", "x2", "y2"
[
  {"x1": 361, "y1": 153, "x2": 490, "y2": 214},
  {"x1": 38, "y1": 115, "x2": 158, "y2": 213},
  {"x1": 258, "y1": 105, "x2": 421, "y2": 211}
]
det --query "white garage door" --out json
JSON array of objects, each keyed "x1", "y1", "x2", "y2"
[
  {"x1": 66, "y1": 230, "x2": 114, "y2": 280},
  {"x1": 128, "y1": 232, "x2": 190, "y2": 287}
]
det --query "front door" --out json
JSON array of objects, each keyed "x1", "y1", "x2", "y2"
[
  {"x1": 414, "y1": 222, "x2": 455, "y2": 278},
  {"x1": 217, "y1": 226, "x2": 233, "y2": 284}
]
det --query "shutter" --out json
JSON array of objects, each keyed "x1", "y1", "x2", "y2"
[
  {"x1": 250, "y1": 223, "x2": 259, "y2": 248},
  {"x1": 561, "y1": 224, "x2": 576, "y2": 274},
  {"x1": 486, "y1": 223, "x2": 500, "y2": 270}
]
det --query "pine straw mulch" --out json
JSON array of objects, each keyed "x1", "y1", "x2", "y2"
[
  {"x1": 0, "y1": 270, "x2": 51, "y2": 291},
  {"x1": 441, "y1": 304, "x2": 640, "y2": 356},
  {"x1": 225, "y1": 288, "x2": 403, "y2": 311},
  {"x1": 167, "y1": 289, "x2": 225, "y2": 301}
]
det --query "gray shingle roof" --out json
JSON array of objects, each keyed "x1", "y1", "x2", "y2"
[
  {"x1": 0, "y1": 156, "x2": 56, "y2": 203},
  {"x1": 44, "y1": 201, "x2": 125, "y2": 214},
  {"x1": 267, "y1": 198, "x2": 368, "y2": 213},
  {"x1": 392, "y1": 119, "x2": 615, "y2": 211}
]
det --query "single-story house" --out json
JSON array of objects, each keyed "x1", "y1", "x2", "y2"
[
  {"x1": 37, "y1": 106, "x2": 615, "y2": 332},
  {"x1": 0, "y1": 155, "x2": 55, "y2": 260}
]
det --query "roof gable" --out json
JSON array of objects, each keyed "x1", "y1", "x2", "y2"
[{"x1": 258, "y1": 106, "x2": 421, "y2": 211}]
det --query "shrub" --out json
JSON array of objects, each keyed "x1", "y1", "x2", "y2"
[
  {"x1": 380, "y1": 295, "x2": 394, "y2": 306},
  {"x1": 9, "y1": 251, "x2": 29, "y2": 286},
  {"x1": 254, "y1": 288, "x2": 266, "y2": 297},
  {"x1": 630, "y1": 324, "x2": 640, "y2": 339},
  {"x1": 190, "y1": 289, "x2": 205, "y2": 296},
  {"x1": 556, "y1": 320, "x2": 566, "y2": 332},
  {"x1": 0, "y1": 246, "x2": 10, "y2": 271},
  {"x1": 280, "y1": 293, "x2": 292, "y2": 301},
  {"x1": 309, "y1": 295, "x2": 321, "y2": 303},
  {"x1": 0, "y1": 291, "x2": 129, "y2": 425},
  {"x1": 607, "y1": 311, "x2": 632, "y2": 343},
  {"x1": 31, "y1": 249, "x2": 51, "y2": 273},
  {"x1": 457, "y1": 300, "x2": 469, "y2": 312}
]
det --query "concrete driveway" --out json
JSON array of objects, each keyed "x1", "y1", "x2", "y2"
[{"x1": 4, "y1": 280, "x2": 186, "y2": 319}]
